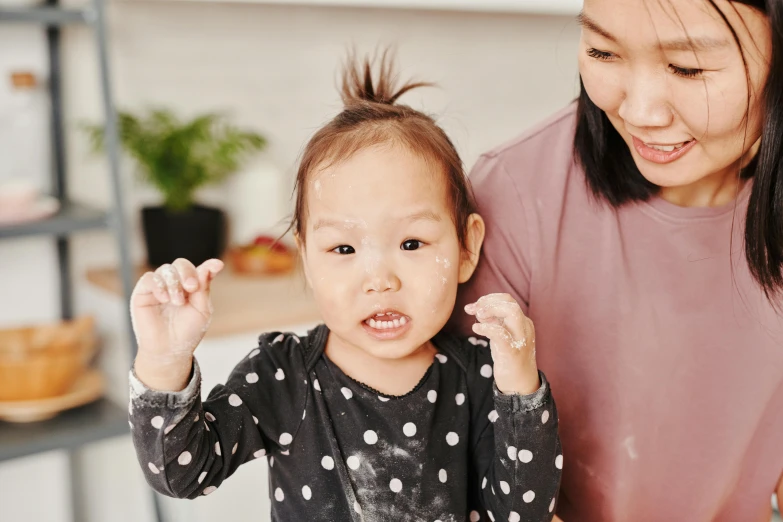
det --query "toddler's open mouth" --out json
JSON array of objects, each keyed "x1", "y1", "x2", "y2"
[{"x1": 365, "y1": 310, "x2": 409, "y2": 330}]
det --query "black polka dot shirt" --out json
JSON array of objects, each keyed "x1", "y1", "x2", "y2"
[{"x1": 129, "y1": 325, "x2": 562, "y2": 522}]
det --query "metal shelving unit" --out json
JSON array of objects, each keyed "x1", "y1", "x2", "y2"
[{"x1": 0, "y1": 1, "x2": 162, "y2": 520}]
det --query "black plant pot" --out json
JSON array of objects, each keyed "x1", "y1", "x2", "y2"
[{"x1": 142, "y1": 204, "x2": 227, "y2": 267}]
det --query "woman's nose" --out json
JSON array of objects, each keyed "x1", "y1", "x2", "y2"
[{"x1": 618, "y1": 69, "x2": 674, "y2": 130}]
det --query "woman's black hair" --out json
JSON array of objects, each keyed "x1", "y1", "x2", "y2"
[{"x1": 574, "y1": 0, "x2": 783, "y2": 303}]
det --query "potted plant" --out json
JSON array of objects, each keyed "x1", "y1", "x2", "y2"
[{"x1": 86, "y1": 109, "x2": 266, "y2": 267}]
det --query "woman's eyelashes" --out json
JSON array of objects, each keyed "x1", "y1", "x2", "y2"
[
  {"x1": 328, "y1": 239, "x2": 426, "y2": 255},
  {"x1": 586, "y1": 47, "x2": 705, "y2": 79}
]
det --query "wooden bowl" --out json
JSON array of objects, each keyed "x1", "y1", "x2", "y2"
[{"x1": 0, "y1": 316, "x2": 97, "y2": 401}]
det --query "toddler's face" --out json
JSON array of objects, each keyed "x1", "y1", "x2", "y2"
[{"x1": 299, "y1": 143, "x2": 479, "y2": 359}]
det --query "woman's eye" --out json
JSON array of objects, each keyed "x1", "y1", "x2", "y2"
[
  {"x1": 401, "y1": 240, "x2": 423, "y2": 251},
  {"x1": 586, "y1": 48, "x2": 614, "y2": 61},
  {"x1": 669, "y1": 64, "x2": 704, "y2": 79},
  {"x1": 331, "y1": 245, "x2": 355, "y2": 255}
]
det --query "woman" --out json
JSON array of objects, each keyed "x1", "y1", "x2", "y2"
[{"x1": 452, "y1": 1, "x2": 783, "y2": 521}]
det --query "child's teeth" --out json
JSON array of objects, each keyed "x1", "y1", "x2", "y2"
[
  {"x1": 393, "y1": 319, "x2": 400, "y2": 328},
  {"x1": 647, "y1": 141, "x2": 687, "y2": 152},
  {"x1": 369, "y1": 318, "x2": 377, "y2": 328},
  {"x1": 399, "y1": 317, "x2": 407, "y2": 325}
]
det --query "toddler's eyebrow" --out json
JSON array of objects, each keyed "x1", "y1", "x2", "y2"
[{"x1": 312, "y1": 211, "x2": 441, "y2": 232}]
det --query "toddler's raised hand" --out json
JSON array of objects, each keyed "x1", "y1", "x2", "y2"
[
  {"x1": 130, "y1": 258, "x2": 224, "y2": 391},
  {"x1": 464, "y1": 293, "x2": 540, "y2": 395}
]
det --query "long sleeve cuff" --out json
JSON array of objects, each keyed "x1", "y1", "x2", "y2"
[
  {"x1": 129, "y1": 359, "x2": 202, "y2": 410},
  {"x1": 493, "y1": 370, "x2": 550, "y2": 414}
]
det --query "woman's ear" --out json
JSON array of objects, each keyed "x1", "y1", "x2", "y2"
[
  {"x1": 294, "y1": 233, "x2": 313, "y2": 288},
  {"x1": 458, "y1": 213, "x2": 485, "y2": 284}
]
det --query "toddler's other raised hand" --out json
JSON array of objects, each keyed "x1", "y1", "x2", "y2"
[{"x1": 465, "y1": 293, "x2": 540, "y2": 395}]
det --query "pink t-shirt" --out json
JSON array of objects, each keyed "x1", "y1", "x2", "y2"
[{"x1": 452, "y1": 103, "x2": 783, "y2": 522}]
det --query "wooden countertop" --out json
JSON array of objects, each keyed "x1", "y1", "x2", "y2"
[{"x1": 85, "y1": 266, "x2": 322, "y2": 338}]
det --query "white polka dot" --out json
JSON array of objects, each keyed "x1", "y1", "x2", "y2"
[
  {"x1": 389, "y1": 478, "x2": 402, "y2": 493},
  {"x1": 148, "y1": 462, "x2": 160, "y2": 475},
  {"x1": 214, "y1": 442, "x2": 221, "y2": 456},
  {"x1": 164, "y1": 423, "x2": 176, "y2": 435},
  {"x1": 427, "y1": 390, "x2": 438, "y2": 403},
  {"x1": 321, "y1": 455, "x2": 334, "y2": 470},
  {"x1": 150, "y1": 416, "x2": 164, "y2": 429},
  {"x1": 435, "y1": 353, "x2": 448, "y2": 364},
  {"x1": 523, "y1": 490, "x2": 536, "y2": 503},
  {"x1": 274, "y1": 487, "x2": 284, "y2": 501},
  {"x1": 468, "y1": 336, "x2": 479, "y2": 345},
  {"x1": 254, "y1": 449, "x2": 266, "y2": 458},
  {"x1": 446, "y1": 432, "x2": 459, "y2": 446},
  {"x1": 364, "y1": 430, "x2": 378, "y2": 445},
  {"x1": 488, "y1": 511, "x2": 495, "y2": 522},
  {"x1": 194, "y1": 414, "x2": 199, "y2": 422},
  {"x1": 354, "y1": 501, "x2": 362, "y2": 514},
  {"x1": 202, "y1": 486, "x2": 217, "y2": 496},
  {"x1": 253, "y1": 416, "x2": 259, "y2": 425},
  {"x1": 403, "y1": 422, "x2": 417, "y2": 437},
  {"x1": 270, "y1": 456, "x2": 274, "y2": 467},
  {"x1": 314, "y1": 379, "x2": 321, "y2": 391},
  {"x1": 232, "y1": 443, "x2": 238, "y2": 455},
  {"x1": 204, "y1": 422, "x2": 210, "y2": 432},
  {"x1": 273, "y1": 333, "x2": 285, "y2": 344},
  {"x1": 275, "y1": 368, "x2": 285, "y2": 380},
  {"x1": 347, "y1": 456, "x2": 360, "y2": 470},
  {"x1": 302, "y1": 485, "x2": 312, "y2": 500},
  {"x1": 549, "y1": 497, "x2": 556, "y2": 512},
  {"x1": 455, "y1": 393, "x2": 465, "y2": 405},
  {"x1": 438, "y1": 469, "x2": 447, "y2": 483},
  {"x1": 378, "y1": 396, "x2": 390, "y2": 402},
  {"x1": 519, "y1": 449, "x2": 533, "y2": 463},
  {"x1": 492, "y1": 484, "x2": 495, "y2": 495},
  {"x1": 470, "y1": 511, "x2": 480, "y2": 522},
  {"x1": 555, "y1": 454, "x2": 563, "y2": 469},
  {"x1": 281, "y1": 450, "x2": 289, "y2": 455},
  {"x1": 341, "y1": 387, "x2": 353, "y2": 399},
  {"x1": 228, "y1": 394, "x2": 242, "y2": 407},
  {"x1": 205, "y1": 412, "x2": 216, "y2": 422},
  {"x1": 509, "y1": 511, "x2": 521, "y2": 522},
  {"x1": 500, "y1": 480, "x2": 510, "y2": 494},
  {"x1": 128, "y1": 420, "x2": 133, "y2": 429},
  {"x1": 198, "y1": 471, "x2": 207, "y2": 484},
  {"x1": 178, "y1": 451, "x2": 192, "y2": 465},
  {"x1": 542, "y1": 410, "x2": 550, "y2": 424},
  {"x1": 488, "y1": 410, "x2": 499, "y2": 423},
  {"x1": 292, "y1": 335, "x2": 301, "y2": 344},
  {"x1": 245, "y1": 372, "x2": 259, "y2": 383},
  {"x1": 302, "y1": 410, "x2": 306, "y2": 420},
  {"x1": 507, "y1": 446, "x2": 518, "y2": 461},
  {"x1": 279, "y1": 432, "x2": 293, "y2": 445},
  {"x1": 480, "y1": 364, "x2": 493, "y2": 378},
  {"x1": 482, "y1": 476, "x2": 487, "y2": 489},
  {"x1": 248, "y1": 348, "x2": 260, "y2": 358}
]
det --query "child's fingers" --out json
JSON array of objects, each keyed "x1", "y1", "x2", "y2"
[
  {"x1": 131, "y1": 272, "x2": 169, "y2": 307},
  {"x1": 156, "y1": 263, "x2": 185, "y2": 306},
  {"x1": 195, "y1": 259, "x2": 224, "y2": 292},
  {"x1": 464, "y1": 292, "x2": 516, "y2": 316},
  {"x1": 172, "y1": 258, "x2": 200, "y2": 293},
  {"x1": 468, "y1": 294, "x2": 534, "y2": 351}
]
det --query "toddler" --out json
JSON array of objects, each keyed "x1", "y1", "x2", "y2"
[{"x1": 129, "y1": 51, "x2": 562, "y2": 522}]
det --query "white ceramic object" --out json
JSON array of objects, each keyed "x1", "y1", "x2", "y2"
[
  {"x1": 0, "y1": 195, "x2": 59, "y2": 225},
  {"x1": 227, "y1": 157, "x2": 286, "y2": 245},
  {"x1": 0, "y1": 179, "x2": 38, "y2": 213}
]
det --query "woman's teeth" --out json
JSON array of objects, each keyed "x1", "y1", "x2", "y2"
[
  {"x1": 366, "y1": 316, "x2": 407, "y2": 329},
  {"x1": 646, "y1": 141, "x2": 690, "y2": 152}
]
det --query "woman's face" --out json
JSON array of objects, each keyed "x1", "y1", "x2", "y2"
[{"x1": 578, "y1": 0, "x2": 771, "y2": 200}]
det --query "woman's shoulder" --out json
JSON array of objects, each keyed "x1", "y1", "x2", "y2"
[{"x1": 470, "y1": 102, "x2": 581, "y2": 200}]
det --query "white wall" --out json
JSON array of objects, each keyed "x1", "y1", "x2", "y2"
[{"x1": 0, "y1": 3, "x2": 581, "y2": 521}]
